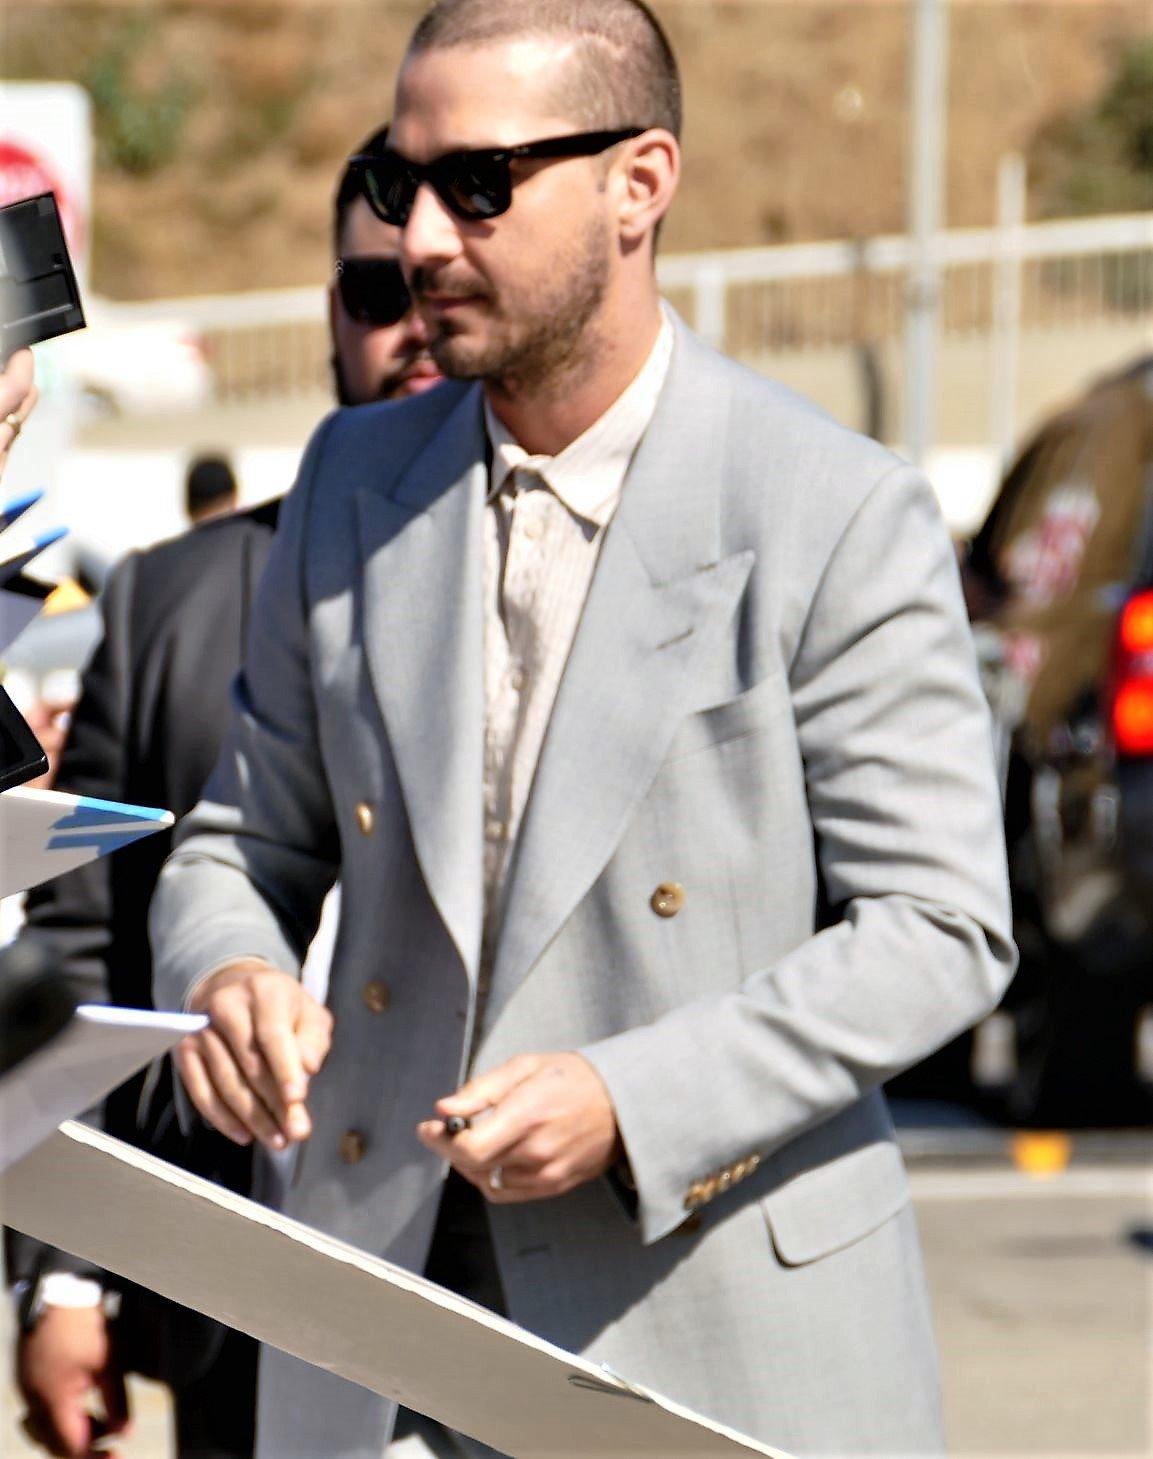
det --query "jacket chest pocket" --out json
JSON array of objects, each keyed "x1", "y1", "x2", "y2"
[{"x1": 663, "y1": 670, "x2": 792, "y2": 766}]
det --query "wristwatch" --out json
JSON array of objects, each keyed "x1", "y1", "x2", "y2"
[{"x1": 14, "y1": 1273, "x2": 120, "y2": 1334}]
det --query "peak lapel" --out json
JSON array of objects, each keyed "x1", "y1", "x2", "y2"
[
  {"x1": 487, "y1": 324, "x2": 755, "y2": 1027},
  {"x1": 355, "y1": 387, "x2": 487, "y2": 980}
]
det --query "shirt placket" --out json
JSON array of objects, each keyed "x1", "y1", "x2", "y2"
[{"x1": 476, "y1": 470, "x2": 549, "y2": 1046}]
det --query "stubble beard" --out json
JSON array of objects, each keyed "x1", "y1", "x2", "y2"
[{"x1": 426, "y1": 214, "x2": 612, "y2": 394}]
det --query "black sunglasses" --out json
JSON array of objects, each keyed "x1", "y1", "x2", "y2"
[
  {"x1": 350, "y1": 128, "x2": 645, "y2": 228},
  {"x1": 334, "y1": 256, "x2": 412, "y2": 327}
]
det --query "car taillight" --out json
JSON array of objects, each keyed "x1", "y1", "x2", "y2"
[
  {"x1": 1120, "y1": 592, "x2": 1153, "y2": 656},
  {"x1": 1112, "y1": 589, "x2": 1153, "y2": 756}
]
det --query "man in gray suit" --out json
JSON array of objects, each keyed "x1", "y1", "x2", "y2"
[{"x1": 152, "y1": 2, "x2": 1015, "y2": 1456}]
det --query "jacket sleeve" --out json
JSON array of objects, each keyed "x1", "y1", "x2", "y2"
[
  {"x1": 581, "y1": 464, "x2": 1017, "y2": 1243},
  {"x1": 150, "y1": 417, "x2": 341, "y2": 1011},
  {"x1": 19, "y1": 554, "x2": 137, "y2": 1005},
  {"x1": 6, "y1": 555, "x2": 138, "y2": 1288}
]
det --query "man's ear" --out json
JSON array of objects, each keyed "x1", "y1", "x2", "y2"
[{"x1": 616, "y1": 130, "x2": 679, "y2": 248}]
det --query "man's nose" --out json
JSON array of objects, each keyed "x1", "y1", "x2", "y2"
[
  {"x1": 400, "y1": 301, "x2": 433, "y2": 345},
  {"x1": 401, "y1": 183, "x2": 462, "y2": 276}
]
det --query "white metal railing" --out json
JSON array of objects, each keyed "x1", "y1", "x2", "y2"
[{"x1": 92, "y1": 209, "x2": 1152, "y2": 403}]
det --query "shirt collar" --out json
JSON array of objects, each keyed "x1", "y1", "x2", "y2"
[{"x1": 483, "y1": 308, "x2": 674, "y2": 529}]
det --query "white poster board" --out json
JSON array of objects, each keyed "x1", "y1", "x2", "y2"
[
  {"x1": 0, "y1": 787, "x2": 173, "y2": 899},
  {"x1": 1, "y1": 1124, "x2": 790, "y2": 1459},
  {"x1": 0, "y1": 1006, "x2": 204, "y2": 1171}
]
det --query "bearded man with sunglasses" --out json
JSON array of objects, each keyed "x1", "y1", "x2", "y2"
[
  {"x1": 330, "y1": 135, "x2": 444, "y2": 407},
  {"x1": 8, "y1": 130, "x2": 442, "y2": 1459},
  {"x1": 154, "y1": 2, "x2": 1013, "y2": 1457}
]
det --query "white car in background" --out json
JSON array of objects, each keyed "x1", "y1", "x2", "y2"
[{"x1": 56, "y1": 299, "x2": 214, "y2": 416}]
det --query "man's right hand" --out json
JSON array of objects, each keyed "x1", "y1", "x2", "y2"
[
  {"x1": 177, "y1": 960, "x2": 333, "y2": 1150},
  {"x1": 17, "y1": 1306, "x2": 128, "y2": 1459}
]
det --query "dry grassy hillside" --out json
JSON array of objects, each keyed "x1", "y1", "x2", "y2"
[{"x1": 4, "y1": 0, "x2": 1149, "y2": 299}]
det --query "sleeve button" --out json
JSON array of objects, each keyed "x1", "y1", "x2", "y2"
[{"x1": 355, "y1": 802, "x2": 375, "y2": 836}]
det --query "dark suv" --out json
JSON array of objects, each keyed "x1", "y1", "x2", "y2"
[{"x1": 963, "y1": 355, "x2": 1153, "y2": 1126}]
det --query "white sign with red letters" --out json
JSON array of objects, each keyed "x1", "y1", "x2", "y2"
[{"x1": 0, "y1": 84, "x2": 92, "y2": 530}]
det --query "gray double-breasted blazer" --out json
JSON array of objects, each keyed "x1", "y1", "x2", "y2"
[{"x1": 152, "y1": 315, "x2": 1015, "y2": 1459}]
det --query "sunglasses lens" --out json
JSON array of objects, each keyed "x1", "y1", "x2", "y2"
[
  {"x1": 440, "y1": 157, "x2": 511, "y2": 220},
  {"x1": 337, "y1": 259, "x2": 411, "y2": 326},
  {"x1": 361, "y1": 157, "x2": 414, "y2": 227}
]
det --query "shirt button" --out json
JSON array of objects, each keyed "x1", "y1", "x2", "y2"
[
  {"x1": 362, "y1": 980, "x2": 390, "y2": 1014},
  {"x1": 522, "y1": 518, "x2": 543, "y2": 541},
  {"x1": 355, "y1": 802, "x2": 375, "y2": 836},
  {"x1": 650, "y1": 881, "x2": 686, "y2": 918},
  {"x1": 510, "y1": 667, "x2": 525, "y2": 692},
  {"x1": 485, "y1": 819, "x2": 508, "y2": 843},
  {"x1": 339, "y1": 1130, "x2": 367, "y2": 1165}
]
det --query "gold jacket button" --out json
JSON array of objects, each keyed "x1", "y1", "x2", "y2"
[
  {"x1": 650, "y1": 881, "x2": 685, "y2": 918},
  {"x1": 355, "y1": 802, "x2": 375, "y2": 836},
  {"x1": 339, "y1": 1129, "x2": 367, "y2": 1165},
  {"x1": 362, "y1": 980, "x2": 390, "y2": 1014}
]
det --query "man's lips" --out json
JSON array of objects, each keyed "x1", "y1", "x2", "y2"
[
  {"x1": 404, "y1": 359, "x2": 444, "y2": 380},
  {"x1": 419, "y1": 292, "x2": 485, "y2": 313},
  {"x1": 399, "y1": 374, "x2": 445, "y2": 396},
  {"x1": 395, "y1": 361, "x2": 445, "y2": 397}
]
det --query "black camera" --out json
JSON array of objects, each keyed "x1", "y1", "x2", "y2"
[{"x1": 0, "y1": 191, "x2": 85, "y2": 362}]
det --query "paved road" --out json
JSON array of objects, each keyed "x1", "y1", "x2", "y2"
[
  {"x1": 915, "y1": 1162, "x2": 1150, "y2": 1457},
  {"x1": 2, "y1": 1157, "x2": 1149, "y2": 1458}
]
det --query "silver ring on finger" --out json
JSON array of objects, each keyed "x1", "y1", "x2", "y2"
[{"x1": 489, "y1": 1165, "x2": 504, "y2": 1192}]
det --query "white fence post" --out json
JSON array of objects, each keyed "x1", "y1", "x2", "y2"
[
  {"x1": 692, "y1": 261, "x2": 728, "y2": 351},
  {"x1": 902, "y1": 0, "x2": 950, "y2": 468},
  {"x1": 989, "y1": 153, "x2": 1027, "y2": 468}
]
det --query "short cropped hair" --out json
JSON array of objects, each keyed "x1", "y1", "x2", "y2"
[
  {"x1": 333, "y1": 124, "x2": 391, "y2": 255},
  {"x1": 407, "y1": 0, "x2": 682, "y2": 139},
  {"x1": 184, "y1": 454, "x2": 237, "y2": 518}
]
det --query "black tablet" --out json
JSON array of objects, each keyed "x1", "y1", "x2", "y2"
[{"x1": 0, "y1": 684, "x2": 47, "y2": 792}]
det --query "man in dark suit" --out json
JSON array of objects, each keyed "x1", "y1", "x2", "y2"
[{"x1": 7, "y1": 128, "x2": 443, "y2": 1459}]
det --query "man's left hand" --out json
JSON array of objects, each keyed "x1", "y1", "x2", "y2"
[{"x1": 417, "y1": 1053, "x2": 622, "y2": 1203}]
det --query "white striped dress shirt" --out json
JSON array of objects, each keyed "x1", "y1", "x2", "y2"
[{"x1": 476, "y1": 313, "x2": 673, "y2": 1020}]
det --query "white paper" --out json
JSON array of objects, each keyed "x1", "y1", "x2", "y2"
[
  {"x1": 1, "y1": 1123, "x2": 789, "y2": 1458},
  {"x1": 0, "y1": 489, "x2": 43, "y2": 535},
  {"x1": 0, "y1": 527, "x2": 67, "y2": 588},
  {"x1": 0, "y1": 1005, "x2": 205, "y2": 1171},
  {"x1": 0, "y1": 786, "x2": 174, "y2": 899},
  {"x1": 0, "y1": 577, "x2": 50, "y2": 653}
]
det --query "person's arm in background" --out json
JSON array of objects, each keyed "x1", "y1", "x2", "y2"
[
  {"x1": 150, "y1": 419, "x2": 340, "y2": 1151},
  {"x1": 0, "y1": 350, "x2": 37, "y2": 482},
  {"x1": 6, "y1": 557, "x2": 138, "y2": 1459}
]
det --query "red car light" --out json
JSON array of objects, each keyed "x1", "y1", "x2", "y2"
[
  {"x1": 1112, "y1": 590, "x2": 1153, "y2": 756},
  {"x1": 1119, "y1": 591, "x2": 1153, "y2": 656},
  {"x1": 1114, "y1": 681, "x2": 1153, "y2": 756}
]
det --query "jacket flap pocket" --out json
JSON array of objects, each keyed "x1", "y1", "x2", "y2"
[
  {"x1": 762, "y1": 1139, "x2": 910, "y2": 1267},
  {"x1": 665, "y1": 670, "x2": 789, "y2": 763}
]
